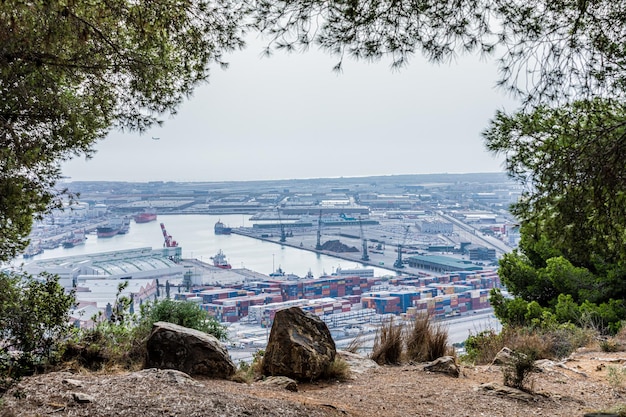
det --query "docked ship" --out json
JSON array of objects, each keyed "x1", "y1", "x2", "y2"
[
  {"x1": 117, "y1": 217, "x2": 131, "y2": 234},
  {"x1": 23, "y1": 244, "x2": 43, "y2": 259},
  {"x1": 214, "y1": 219, "x2": 232, "y2": 235},
  {"x1": 210, "y1": 249, "x2": 232, "y2": 269},
  {"x1": 134, "y1": 208, "x2": 157, "y2": 223},
  {"x1": 62, "y1": 231, "x2": 87, "y2": 248},
  {"x1": 97, "y1": 218, "x2": 124, "y2": 238}
]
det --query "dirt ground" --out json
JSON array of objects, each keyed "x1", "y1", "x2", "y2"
[{"x1": 2, "y1": 347, "x2": 625, "y2": 417}]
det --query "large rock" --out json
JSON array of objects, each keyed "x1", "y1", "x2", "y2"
[
  {"x1": 145, "y1": 321, "x2": 235, "y2": 378},
  {"x1": 263, "y1": 307, "x2": 336, "y2": 381},
  {"x1": 423, "y1": 355, "x2": 460, "y2": 378}
]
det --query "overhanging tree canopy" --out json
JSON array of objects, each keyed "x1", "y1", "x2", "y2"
[
  {"x1": 0, "y1": 0, "x2": 245, "y2": 261},
  {"x1": 248, "y1": 0, "x2": 626, "y2": 104}
]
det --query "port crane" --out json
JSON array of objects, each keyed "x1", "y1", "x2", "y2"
[
  {"x1": 276, "y1": 207, "x2": 286, "y2": 243},
  {"x1": 393, "y1": 225, "x2": 410, "y2": 268},
  {"x1": 315, "y1": 210, "x2": 323, "y2": 250},
  {"x1": 359, "y1": 216, "x2": 369, "y2": 262},
  {"x1": 160, "y1": 222, "x2": 178, "y2": 247}
]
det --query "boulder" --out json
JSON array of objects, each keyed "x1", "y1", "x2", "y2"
[
  {"x1": 423, "y1": 356, "x2": 460, "y2": 378},
  {"x1": 491, "y1": 347, "x2": 515, "y2": 366},
  {"x1": 145, "y1": 321, "x2": 235, "y2": 379},
  {"x1": 262, "y1": 307, "x2": 336, "y2": 381},
  {"x1": 258, "y1": 376, "x2": 299, "y2": 392},
  {"x1": 336, "y1": 350, "x2": 379, "y2": 375}
]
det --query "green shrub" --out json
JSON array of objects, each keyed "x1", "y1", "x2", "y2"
[
  {"x1": 137, "y1": 298, "x2": 227, "y2": 341},
  {"x1": 463, "y1": 323, "x2": 594, "y2": 366},
  {"x1": 65, "y1": 285, "x2": 227, "y2": 370},
  {"x1": 463, "y1": 329, "x2": 503, "y2": 365},
  {"x1": 232, "y1": 350, "x2": 264, "y2": 384},
  {"x1": 0, "y1": 272, "x2": 75, "y2": 391},
  {"x1": 502, "y1": 349, "x2": 537, "y2": 391}
]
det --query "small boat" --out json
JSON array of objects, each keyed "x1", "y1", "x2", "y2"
[
  {"x1": 269, "y1": 266, "x2": 285, "y2": 277},
  {"x1": 214, "y1": 219, "x2": 232, "y2": 235},
  {"x1": 211, "y1": 249, "x2": 232, "y2": 269}
]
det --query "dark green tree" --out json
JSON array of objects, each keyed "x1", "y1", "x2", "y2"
[
  {"x1": 485, "y1": 98, "x2": 626, "y2": 331},
  {"x1": 1, "y1": 0, "x2": 245, "y2": 261}
]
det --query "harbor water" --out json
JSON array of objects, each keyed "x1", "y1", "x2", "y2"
[{"x1": 28, "y1": 214, "x2": 394, "y2": 278}]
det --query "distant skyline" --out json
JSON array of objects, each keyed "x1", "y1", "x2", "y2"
[{"x1": 61, "y1": 36, "x2": 519, "y2": 183}]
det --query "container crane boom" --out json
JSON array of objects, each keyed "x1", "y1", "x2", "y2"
[
  {"x1": 359, "y1": 216, "x2": 369, "y2": 262},
  {"x1": 160, "y1": 222, "x2": 178, "y2": 247}
]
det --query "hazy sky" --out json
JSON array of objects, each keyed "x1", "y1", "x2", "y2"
[{"x1": 61, "y1": 36, "x2": 519, "y2": 183}]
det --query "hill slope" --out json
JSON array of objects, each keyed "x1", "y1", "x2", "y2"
[{"x1": 1, "y1": 347, "x2": 623, "y2": 417}]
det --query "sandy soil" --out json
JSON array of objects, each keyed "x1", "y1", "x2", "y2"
[{"x1": 1, "y1": 347, "x2": 625, "y2": 417}]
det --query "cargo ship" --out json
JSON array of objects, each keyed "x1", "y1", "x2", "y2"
[
  {"x1": 214, "y1": 220, "x2": 232, "y2": 235},
  {"x1": 23, "y1": 244, "x2": 43, "y2": 259},
  {"x1": 62, "y1": 231, "x2": 87, "y2": 248},
  {"x1": 211, "y1": 249, "x2": 232, "y2": 269},
  {"x1": 97, "y1": 218, "x2": 124, "y2": 238},
  {"x1": 117, "y1": 217, "x2": 131, "y2": 234},
  {"x1": 134, "y1": 208, "x2": 157, "y2": 223}
]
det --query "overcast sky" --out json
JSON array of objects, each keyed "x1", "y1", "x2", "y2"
[{"x1": 61, "y1": 36, "x2": 519, "y2": 183}]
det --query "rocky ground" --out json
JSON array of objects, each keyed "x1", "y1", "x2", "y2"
[{"x1": 1, "y1": 347, "x2": 625, "y2": 417}]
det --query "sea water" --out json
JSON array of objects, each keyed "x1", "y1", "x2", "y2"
[{"x1": 30, "y1": 214, "x2": 393, "y2": 278}]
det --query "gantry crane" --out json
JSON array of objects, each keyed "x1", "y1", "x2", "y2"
[
  {"x1": 277, "y1": 207, "x2": 286, "y2": 243},
  {"x1": 316, "y1": 210, "x2": 323, "y2": 250},
  {"x1": 394, "y1": 225, "x2": 410, "y2": 268},
  {"x1": 359, "y1": 216, "x2": 369, "y2": 262}
]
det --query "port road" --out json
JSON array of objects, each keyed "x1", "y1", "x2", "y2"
[{"x1": 229, "y1": 308, "x2": 501, "y2": 363}]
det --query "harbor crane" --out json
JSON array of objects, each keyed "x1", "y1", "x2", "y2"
[
  {"x1": 359, "y1": 216, "x2": 369, "y2": 262},
  {"x1": 393, "y1": 225, "x2": 410, "y2": 268},
  {"x1": 276, "y1": 207, "x2": 286, "y2": 243},
  {"x1": 160, "y1": 222, "x2": 178, "y2": 247},
  {"x1": 316, "y1": 210, "x2": 323, "y2": 250}
]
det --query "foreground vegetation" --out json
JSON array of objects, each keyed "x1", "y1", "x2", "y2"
[{"x1": 0, "y1": 276, "x2": 226, "y2": 392}]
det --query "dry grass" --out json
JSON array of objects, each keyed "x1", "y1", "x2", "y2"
[
  {"x1": 345, "y1": 334, "x2": 365, "y2": 354},
  {"x1": 465, "y1": 325, "x2": 596, "y2": 365},
  {"x1": 325, "y1": 357, "x2": 351, "y2": 381},
  {"x1": 405, "y1": 313, "x2": 430, "y2": 362},
  {"x1": 405, "y1": 313, "x2": 449, "y2": 363},
  {"x1": 371, "y1": 318, "x2": 403, "y2": 365}
]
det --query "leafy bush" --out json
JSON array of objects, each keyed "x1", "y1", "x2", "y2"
[
  {"x1": 371, "y1": 318, "x2": 403, "y2": 365},
  {"x1": 232, "y1": 350, "x2": 264, "y2": 384},
  {"x1": 65, "y1": 284, "x2": 227, "y2": 370},
  {"x1": 463, "y1": 324, "x2": 594, "y2": 365},
  {"x1": 0, "y1": 272, "x2": 75, "y2": 391},
  {"x1": 502, "y1": 349, "x2": 537, "y2": 391},
  {"x1": 137, "y1": 298, "x2": 228, "y2": 341},
  {"x1": 463, "y1": 329, "x2": 504, "y2": 365}
]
